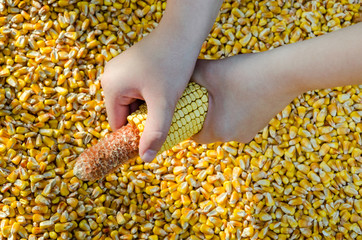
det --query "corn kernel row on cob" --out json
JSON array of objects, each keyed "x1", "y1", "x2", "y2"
[
  {"x1": 74, "y1": 82, "x2": 208, "y2": 181},
  {"x1": 128, "y1": 82, "x2": 208, "y2": 153}
]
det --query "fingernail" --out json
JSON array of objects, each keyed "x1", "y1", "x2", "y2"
[{"x1": 141, "y1": 150, "x2": 157, "y2": 163}]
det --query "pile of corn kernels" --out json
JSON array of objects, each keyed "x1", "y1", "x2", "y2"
[{"x1": 0, "y1": 0, "x2": 362, "y2": 239}]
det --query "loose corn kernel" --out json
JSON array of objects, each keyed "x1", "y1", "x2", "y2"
[{"x1": 0, "y1": 0, "x2": 361, "y2": 240}]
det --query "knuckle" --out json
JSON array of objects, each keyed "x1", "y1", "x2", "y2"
[
  {"x1": 146, "y1": 129, "x2": 168, "y2": 144},
  {"x1": 237, "y1": 133, "x2": 255, "y2": 144},
  {"x1": 215, "y1": 128, "x2": 251, "y2": 144},
  {"x1": 192, "y1": 134, "x2": 210, "y2": 145},
  {"x1": 213, "y1": 124, "x2": 233, "y2": 143},
  {"x1": 100, "y1": 72, "x2": 111, "y2": 88}
]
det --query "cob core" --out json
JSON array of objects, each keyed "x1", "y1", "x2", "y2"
[{"x1": 74, "y1": 82, "x2": 208, "y2": 181}]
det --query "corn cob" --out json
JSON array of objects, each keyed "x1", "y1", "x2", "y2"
[{"x1": 74, "y1": 82, "x2": 208, "y2": 181}]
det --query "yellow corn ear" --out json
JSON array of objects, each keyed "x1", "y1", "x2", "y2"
[{"x1": 127, "y1": 82, "x2": 208, "y2": 153}]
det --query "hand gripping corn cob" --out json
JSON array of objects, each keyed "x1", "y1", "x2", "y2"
[{"x1": 74, "y1": 82, "x2": 208, "y2": 181}]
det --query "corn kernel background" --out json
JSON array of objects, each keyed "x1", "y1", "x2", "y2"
[{"x1": 0, "y1": 0, "x2": 362, "y2": 239}]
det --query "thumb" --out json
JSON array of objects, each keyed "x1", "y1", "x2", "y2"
[{"x1": 139, "y1": 98, "x2": 175, "y2": 162}]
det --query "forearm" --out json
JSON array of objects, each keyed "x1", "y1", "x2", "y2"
[
  {"x1": 148, "y1": 0, "x2": 223, "y2": 73},
  {"x1": 271, "y1": 23, "x2": 362, "y2": 93},
  {"x1": 159, "y1": 0, "x2": 222, "y2": 49}
]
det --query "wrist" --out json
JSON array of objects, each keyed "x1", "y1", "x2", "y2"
[
  {"x1": 226, "y1": 51, "x2": 305, "y2": 102},
  {"x1": 264, "y1": 47, "x2": 309, "y2": 97}
]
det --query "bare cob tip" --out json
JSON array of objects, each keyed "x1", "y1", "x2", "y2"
[
  {"x1": 73, "y1": 146, "x2": 111, "y2": 181},
  {"x1": 73, "y1": 124, "x2": 140, "y2": 181},
  {"x1": 73, "y1": 155, "x2": 96, "y2": 181}
]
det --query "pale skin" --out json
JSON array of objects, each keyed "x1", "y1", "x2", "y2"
[
  {"x1": 103, "y1": 0, "x2": 362, "y2": 161},
  {"x1": 192, "y1": 22, "x2": 362, "y2": 144},
  {"x1": 101, "y1": 0, "x2": 223, "y2": 162}
]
